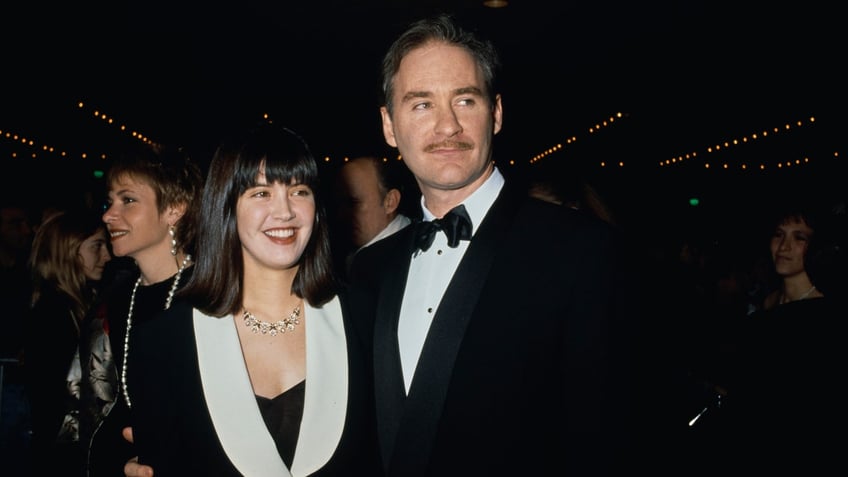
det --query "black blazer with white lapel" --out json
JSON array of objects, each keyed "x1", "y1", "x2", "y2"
[
  {"x1": 129, "y1": 292, "x2": 383, "y2": 477},
  {"x1": 349, "y1": 181, "x2": 637, "y2": 477}
]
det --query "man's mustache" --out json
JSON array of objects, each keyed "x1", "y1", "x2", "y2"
[{"x1": 425, "y1": 141, "x2": 473, "y2": 152}]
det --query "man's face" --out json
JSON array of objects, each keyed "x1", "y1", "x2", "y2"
[
  {"x1": 380, "y1": 41, "x2": 502, "y2": 206},
  {"x1": 336, "y1": 159, "x2": 393, "y2": 248}
]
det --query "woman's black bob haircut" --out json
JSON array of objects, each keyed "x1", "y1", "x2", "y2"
[{"x1": 180, "y1": 123, "x2": 337, "y2": 316}]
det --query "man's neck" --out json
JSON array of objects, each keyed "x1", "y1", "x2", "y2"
[{"x1": 421, "y1": 164, "x2": 495, "y2": 218}]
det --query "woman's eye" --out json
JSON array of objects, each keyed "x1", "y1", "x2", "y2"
[{"x1": 247, "y1": 189, "x2": 269, "y2": 198}]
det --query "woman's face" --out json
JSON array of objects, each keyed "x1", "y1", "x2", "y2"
[
  {"x1": 78, "y1": 229, "x2": 111, "y2": 281},
  {"x1": 770, "y1": 217, "x2": 813, "y2": 278},
  {"x1": 102, "y1": 174, "x2": 172, "y2": 262},
  {"x1": 236, "y1": 170, "x2": 316, "y2": 274}
]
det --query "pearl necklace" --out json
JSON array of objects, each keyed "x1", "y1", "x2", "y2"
[
  {"x1": 121, "y1": 254, "x2": 191, "y2": 408},
  {"x1": 243, "y1": 302, "x2": 302, "y2": 336},
  {"x1": 780, "y1": 285, "x2": 817, "y2": 305}
]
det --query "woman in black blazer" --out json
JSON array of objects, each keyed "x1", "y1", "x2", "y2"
[{"x1": 127, "y1": 124, "x2": 381, "y2": 476}]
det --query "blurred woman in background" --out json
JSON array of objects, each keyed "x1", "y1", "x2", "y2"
[
  {"x1": 24, "y1": 208, "x2": 111, "y2": 474},
  {"x1": 721, "y1": 199, "x2": 845, "y2": 474}
]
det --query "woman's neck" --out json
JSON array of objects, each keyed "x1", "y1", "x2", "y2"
[
  {"x1": 780, "y1": 273, "x2": 818, "y2": 304},
  {"x1": 137, "y1": 251, "x2": 188, "y2": 285},
  {"x1": 241, "y1": 265, "x2": 299, "y2": 315}
]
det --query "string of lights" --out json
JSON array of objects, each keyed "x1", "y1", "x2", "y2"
[
  {"x1": 75, "y1": 101, "x2": 163, "y2": 152},
  {"x1": 0, "y1": 128, "x2": 66, "y2": 160},
  {"x1": 660, "y1": 116, "x2": 830, "y2": 171},
  {"x1": 1, "y1": 100, "x2": 161, "y2": 162},
  {"x1": 3, "y1": 106, "x2": 838, "y2": 175},
  {"x1": 527, "y1": 112, "x2": 626, "y2": 167}
]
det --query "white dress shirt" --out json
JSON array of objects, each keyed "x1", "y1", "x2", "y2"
[
  {"x1": 397, "y1": 167, "x2": 505, "y2": 392},
  {"x1": 346, "y1": 214, "x2": 412, "y2": 275},
  {"x1": 359, "y1": 214, "x2": 412, "y2": 251}
]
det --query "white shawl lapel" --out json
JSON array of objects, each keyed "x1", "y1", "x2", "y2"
[{"x1": 193, "y1": 297, "x2": 348, "y2": 477}]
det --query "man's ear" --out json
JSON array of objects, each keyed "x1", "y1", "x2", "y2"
[
  {"x1": 492, "y1": 93, "x2": 503, "y2": 135},
  {"x1": 380, "y1": 106, "x2": 398, "y2": 147},
  {"x1": 383, "y1": 188, "x2": 401, "y2": 215}
]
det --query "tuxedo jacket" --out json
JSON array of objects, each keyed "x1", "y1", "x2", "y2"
[
  {"x1": 129, "y1": 294, "x2": 382, "y2": 477},
  {"x1": 349, "y1": 182, "x2": 640, "y2": 477}
]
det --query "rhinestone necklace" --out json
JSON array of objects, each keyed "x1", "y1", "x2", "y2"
[
  {"x1": 121, "y1": 254, "x2": 191, "y2": 408},
  {"x1": 242, "y1": 301, "x2": 302, "y2": 336}
]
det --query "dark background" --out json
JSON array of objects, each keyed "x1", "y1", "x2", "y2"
[{"x1": 2, "y1": 0, "x2": 844, "y2": 237}]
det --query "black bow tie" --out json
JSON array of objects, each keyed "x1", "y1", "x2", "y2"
[{"x1": 413, "y1": 204, "x2": 473, "y2": 252}]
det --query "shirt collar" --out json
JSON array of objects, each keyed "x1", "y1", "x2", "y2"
[{"x1": 419, "y1": 166, "x2": 505, "y2": 236}]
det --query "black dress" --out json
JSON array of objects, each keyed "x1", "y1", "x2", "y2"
[
  {"x1": 720, "y1": 297, "x2": 845, "y2": 474},
  {"x1": 79, "y1": 265, "x2": 194, "y2": 477}
]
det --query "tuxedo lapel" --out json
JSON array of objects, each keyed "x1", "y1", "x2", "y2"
[
  {"x1": 373, "y1": 226, "x2": 416, "y2": 468},
  {"x1": 193, "y1": 309, "x2": 290, "y2": 477},
  {"x1": 292, "y1": 298, "x2": 348, "y2": 476},
  {"x1": 386, "y1": 185, "x2": 522, "y2": 477},
  {"x1": 194, "y1": 300, "x2": 348, "y2": 477}
]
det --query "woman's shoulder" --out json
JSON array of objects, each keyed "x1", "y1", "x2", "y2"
[
  {"x1": 761, "y1": 290, "x2": 781, "y2": 311},
  {"x1": 133, "y1": 299, "x2": 196, "y2": 346},
  {"x1": 29, "y1": 284, "x2": 70, "y2": 312},
  {"x1": 749, "y1": 296, "x2": 839, "y2": 332},
  {"x1": 131, "y1": 301, "x2": 199, "y2": 378}
]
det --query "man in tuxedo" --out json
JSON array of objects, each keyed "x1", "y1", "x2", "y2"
[
  {"x1": 331, "y1": 155, "x2": 413, "y2": 281},
  {"x1": 349, "y1": 13, "x2": 649, "y2": 477}
]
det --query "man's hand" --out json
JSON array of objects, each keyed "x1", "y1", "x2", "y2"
[{"x1": 122, "y1": 427, "x2": 154, "y2": 477}]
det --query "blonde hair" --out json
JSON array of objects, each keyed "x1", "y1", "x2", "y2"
[{"x1": 29, "y1": 209, "x2": 106, "y2": 320}]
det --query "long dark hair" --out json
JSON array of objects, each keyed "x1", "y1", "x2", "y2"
[{"x1": 181, "y1": 123, "x2": 336, "y2": 317}]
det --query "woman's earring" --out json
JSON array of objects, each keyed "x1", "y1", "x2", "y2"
[{"x1": 169, "y1": 225, "x2": 177, "y2": 256}]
